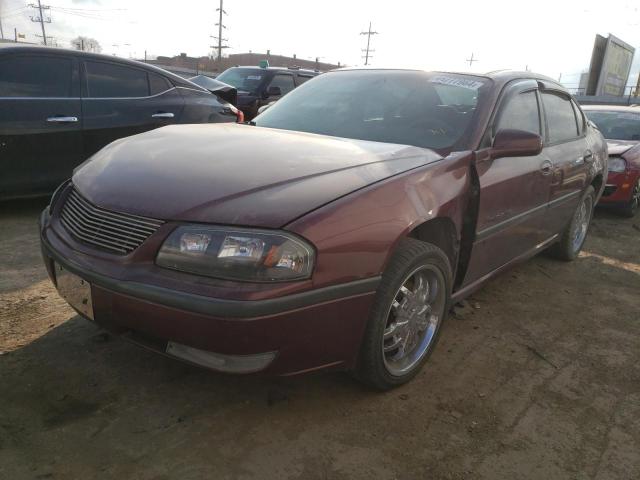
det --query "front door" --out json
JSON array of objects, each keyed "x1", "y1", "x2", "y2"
[
  {"x1": 463, "y1": 81, "x2": 552, "y2": 285},
  {"x1": 0, "y1": 53, "x2": 83, "y2": 197}
]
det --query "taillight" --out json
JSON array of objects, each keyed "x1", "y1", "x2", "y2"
[{"x1": 228, "y1": 104, "x2": 244, "y2": 123}]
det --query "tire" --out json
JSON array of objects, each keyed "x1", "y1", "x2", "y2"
[
  {"x1": 620, "y1": 179, "x2": 640, "y2": 218},
  {"x1": 354, "y1": 238, "x2": 452, "y2": 390},
  {"x1": 549, "y1": 186, "x2": 595, "y2": 261}
]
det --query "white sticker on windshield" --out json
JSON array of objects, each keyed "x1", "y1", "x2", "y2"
[
  {"x1": 247, "y1": 75, "x2": 262, "y2": 80},
  {"x1": 430, "y1": 76, "x2": 483, "y2": 90}
]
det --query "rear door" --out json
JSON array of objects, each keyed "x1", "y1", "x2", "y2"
[
  {"x1": 0, "y1": 53, "x2": 82, "y2": 197},
  {"x1": 464, "y1": 80, "x2": 552, "y2": 284},
  {"x1": 539, "y1": 90, "x2": 589, "y2": 233},
  {"x1": 81, "y1": 60, "x2": 185, "y2": 158}
]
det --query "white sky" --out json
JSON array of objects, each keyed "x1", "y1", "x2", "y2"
[{"x1": 1, "y1": 0, "x2": 639, "y2": 89}]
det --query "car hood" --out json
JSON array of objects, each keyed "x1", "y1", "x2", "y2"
[
  {"x1": 607, "y1": 139, "x2": 638, "y2": 156},
  {"x1": 73, "y1": 124, "x2": 441, "y2": 227}
]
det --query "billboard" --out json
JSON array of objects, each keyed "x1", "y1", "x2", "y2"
[{"x1": 585, "y1": 34, "x2": 635, "y2": 97}]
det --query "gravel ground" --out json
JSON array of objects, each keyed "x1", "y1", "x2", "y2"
[{"x1": 1, "y1": 198, "x2": 639, "y2": 480}]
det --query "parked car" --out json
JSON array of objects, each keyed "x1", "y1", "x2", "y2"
[
  {"x1": 0, "y1": 45, "x2": 242, "y2": 200},
  {"x1": 582, "y1": 105, "x2": 640, "y2": 217},
  {"x1": 40, "y1": 69, "x2": 606, "y2": 389},
  {"x1": 216, "y1": 64, "x2": 320, "y2": 120}
]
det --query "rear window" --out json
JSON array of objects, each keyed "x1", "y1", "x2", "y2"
[
  {"x1": 149, "y1": 72, "x2": 172, "y2": 95},
  {"x1": 85, "y1": 61, "x2": 148, "y2": 98},
  {"x1": 0, "y1": 56, "x2": 73, "y2": 97}
]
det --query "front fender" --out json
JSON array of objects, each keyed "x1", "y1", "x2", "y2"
[{"x1": 286, "y1": 151, "x2": 474, "y2": 290}]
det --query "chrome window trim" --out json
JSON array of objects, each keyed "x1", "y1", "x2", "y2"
[
  {"x1": 82, "y1": 86, "x2": 177, "y2": 100},
  {"x1": 0, "y1": 86, "x2": 178, "y2": 101},
  {"x1": 0, "y1": 97, "x2": 82, "y2": 100}
]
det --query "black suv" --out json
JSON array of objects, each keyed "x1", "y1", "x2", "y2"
[
  {"x1": 216, "y1": 65, "x2": 320, "y2": 120},
  {"x1": 0, "y1": 45, "x2": 241, "y2": 200}
]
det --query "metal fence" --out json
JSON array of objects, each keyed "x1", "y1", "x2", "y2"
[{"x1": 570, "y1": 84, "x2": 640, "y2": 106}]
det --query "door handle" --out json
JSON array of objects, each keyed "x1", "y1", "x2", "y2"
[
  {"x1": 583, "y1": 150, "x2": 593, "y2": 163},
  {"x1": 540, "y1": 160, "x2": 553, "y2": 175},
  {"x1": 47, "y1": 116, "x2": 78, "y2": 123},
  {"x1": 151, "y1": 112, "x2": 174, "y2": 119}
]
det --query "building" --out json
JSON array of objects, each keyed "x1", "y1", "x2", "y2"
[{"x1": 148, "y1": 51, "x2": 342, "y2": 77}]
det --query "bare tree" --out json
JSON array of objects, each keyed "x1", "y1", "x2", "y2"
[{"x1": 71, "y1": 36, "x2": 102, "y2": 53}]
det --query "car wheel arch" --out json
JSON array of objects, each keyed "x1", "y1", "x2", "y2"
[
  {"x1": 383, "y1": 217, "x2": 459, "y2": 282},
  {"x1": 591, "y1": 172, "x2": 604, "y2": 198}
]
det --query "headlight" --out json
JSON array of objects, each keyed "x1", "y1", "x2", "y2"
[
  {"x1": 608, "y1": 157, "x2": 627, "y2": 173},
  {"x1": 156, "y1": 225, "x2": 315, "y2": 282}
]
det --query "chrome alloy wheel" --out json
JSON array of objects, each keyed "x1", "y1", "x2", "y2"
[
  {"x1": 382, "y1": 265, "x2": 445, "y2": 376},
  {"x1": 572, "y1": 195, "x2": 592, "y2": 252}
]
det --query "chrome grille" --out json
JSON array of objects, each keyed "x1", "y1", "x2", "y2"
[{"x1": 60, "y1": 188, "x2": 163, "y2": 254}]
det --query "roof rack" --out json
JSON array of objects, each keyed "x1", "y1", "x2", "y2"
[{"x1": 287, "y1": 65, "x2": 301, "y2": 70}]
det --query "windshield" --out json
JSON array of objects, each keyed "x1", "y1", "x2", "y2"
[
  {"x1": 216, "y1": 67, "x2": 266, "y2": 94},
  {"x1": 253, "y1": 70, "x2": 489, "y2": 151},
  {"x1": 584, "y1": 110, "x2": 640, "y2": 141}
]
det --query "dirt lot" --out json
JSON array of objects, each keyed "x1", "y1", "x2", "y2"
[{"x1": 1, "y1": 198, "x2": 639, "y2": 480}]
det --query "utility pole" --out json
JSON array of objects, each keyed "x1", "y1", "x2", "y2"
[
  {"x1": 466, "y1": 52, "x2": 478, "y2": 68},
  {"x1": 210, "y1": 0, "x2": 229, "y2": 61},
  {"x1": 29, "y1": 0, "x2": 51, "y2": 46},
  {"x1": 0, "y1": 6, "x2": 4, "y2": 40},
  {"x1": 360, "y1": 21, "x2": 378, "y2": 66}
]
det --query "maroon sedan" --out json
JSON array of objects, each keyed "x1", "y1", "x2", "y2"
[
  {"x1": 40, "y1": 69, "x2": 606, "y2": 389},
  {"x1": 583, "y1": 105, "x2": 640, "y2": 217}
]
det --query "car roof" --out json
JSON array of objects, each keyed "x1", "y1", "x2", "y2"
[
  {"x1": 331, "y1": 67, "x2": 566, "y2": 92},
  {"x1": 0, "y1": 44, "x2": 207, "y2": 91},
  {"x1": 581, "y1": 104, "x2": 640, "y2": 112}
]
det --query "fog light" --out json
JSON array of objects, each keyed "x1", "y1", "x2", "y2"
[{"x1": 166, "y1": 341, "x2": 276, "y2": 373}]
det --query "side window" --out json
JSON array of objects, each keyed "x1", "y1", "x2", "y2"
[
  {"x1": 149, "y1": 72, "x2": 172, "y2": 95},
  {"x1": 296, "y1": 75, "x2": 313, "y2": 85},
  {"x1": 269, "y1": 74, "x2": 295, "y2": 95},
  {"x1": 541, "y1": 92, "x2": 579, "y2": 143},
  {"x1": 85, "y1": 61, "x2": 148, "y2": 98},
  {"x1": 496, "y1": 91, "x2": 541, "y2": 135},
  {"x1": 0, "y1": 56, "x2": 72, "y2": 97}
]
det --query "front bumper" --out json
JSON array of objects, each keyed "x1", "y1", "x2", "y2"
[{"x1": 40, "y1": 209, "x2": 379, "y2": 375}]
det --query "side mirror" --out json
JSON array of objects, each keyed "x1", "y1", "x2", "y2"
[
  {"x1": 490, "y1": 129, "x2": 543, "y2": 159},
  {"x1": 266, "y1": 85, "x2": 282, "y2": 97}
]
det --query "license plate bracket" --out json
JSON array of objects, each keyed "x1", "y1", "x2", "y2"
[{"x1": 54, "y1": 263, "x2": 94, "y2": 320}]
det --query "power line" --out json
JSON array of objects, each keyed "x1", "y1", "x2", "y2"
[
  {"x1": 360, "y1": 21, "x2": 379, "y2": 66},
  {"x1": 28, "y1": 1, "x2": 50, "y2": 46}
]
